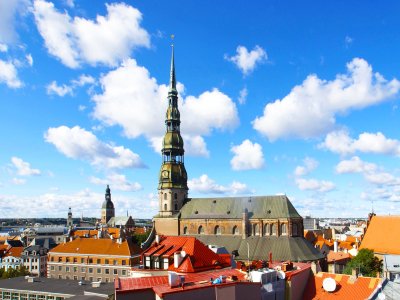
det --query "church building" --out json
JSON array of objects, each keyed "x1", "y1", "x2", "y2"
[
  {"x1": 101, "y1": 185, "x2": 115, "y2": 225},
  {"x1": 153, "y1": 46, "x2": 322, "y2": 262}
]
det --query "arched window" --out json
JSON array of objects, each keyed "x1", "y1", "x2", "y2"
[
  {"x1": 253, "y1": 223, "x2": 260, "y2": 236},
  {"x1": 164, "y1": 193, "x2": 167, "y2": 200},
  {"x1": 232, "y1": 225, "x2": 239, "y2": 235},
  {"x1": 292, "y1": 223, "x2": 298, "y2": 236},
  {"x1": 214, "y1": 225, "x2": 221, "y2": 235},
  {"x1": 281, "y1": 223, "x2": 287, "y2": 235},
  {"x1": 174, "y1": 193, "x2": 177, "y2": 200},
  {"x1": 164, "y1": 203, "x2": 167, "y2": 211},
  {"x1": 270, "y1": 224, "x2": 276, "y2": 235},
  {"x1": 264, "y1": 224, "x2": 269, "y2": 236},
  {"x1": 183, "y1": 226, "x2": 188, "y2": 235},
  {"x1": 198, "y1": 225, "x2": 204, "y2": 235},
  {"x1": 174, "y1": 203, "x2": 178, "y2": 211}
]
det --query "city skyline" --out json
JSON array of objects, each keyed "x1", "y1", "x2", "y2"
[{"x1": 1, "y1": 0, "x2": 400, "y2": 218}]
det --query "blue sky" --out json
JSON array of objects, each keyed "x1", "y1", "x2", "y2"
[{"x1": 1, "y1": 0, "x2": 400, "y2": 219}]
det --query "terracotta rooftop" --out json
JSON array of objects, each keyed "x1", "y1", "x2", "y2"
[
  {"x1": 143, "y1": 236, "x2": 231, "y2": 272},
  {"x1": 49, "y1": 237, "x2": 141, "y2": 256},
  {"x1": 327, "y1": 251, "x2": 351, "y2": 263},
  {"x1": 360, "y1": 215, "x2": 400, "y2": 255},
  {"x1": 115, "y1": 268, "x2": 248, "y2": 297},
  {"x1": 4, "y1": 246, "x2": 24, "y2": 258},
  {"x1": 303, "y1": 272, "x2": 382, "y2": 300}
]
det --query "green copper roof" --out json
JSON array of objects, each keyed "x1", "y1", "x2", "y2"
[
  {"x1": 180, "y1": 195, "x2": 301, "y2": 219},
  {"x1": 193, "y1": 235, "x2": 323, "y2": 262}
]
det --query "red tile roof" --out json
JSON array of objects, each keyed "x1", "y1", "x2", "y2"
[
  {"x1": 360, "y1": 215, "x2": 400, "y2": 254},
  {"x1": 115, "y1": 268, "x2": 248, "y2": 297},
  {"x1": 142, "y1": 236, "x2": 231, "y2": 273},
  {"x1": 303, "y1": 272, "x2": 382, "y2": 300},
  {"x1": 5, "y1": 246, "x2": 24, "y2": 258}
]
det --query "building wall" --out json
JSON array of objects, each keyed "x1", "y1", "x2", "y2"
[
  {"x1": 179, "y1": 218, "x2": 303, "y2": 237},
  {"x1": 287, "y1": 269, "x2": 312, "y2": 300},
  {"x1": 117, "y1": 289, "x2": 155, "y2": 300},
  {"x1": 47, "y1": 253, "x2": 138, "y2": 282},
  {"x1": 153, "y1": 217, "x2": 179, "y2": 236}
]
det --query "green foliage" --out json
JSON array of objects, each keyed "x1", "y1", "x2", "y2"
[
  {"x1": 0, "y1": 266, "x2": 29, "y2": 280},
  {"x1": 132, "y1": 231, "x2": 151, "y2": 247},
  {"x1": 343, "y1": 248, "x2": 382, "y2": 277}
]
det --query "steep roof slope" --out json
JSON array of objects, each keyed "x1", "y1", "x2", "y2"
[
  {"x1": 181, "y1": 195, "x2": 301, "y2": 219},
  {"x1": 360, "y1": 216, "x2": 400, "y2": 255}
]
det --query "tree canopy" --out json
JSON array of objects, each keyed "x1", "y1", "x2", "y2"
[{"x1": 343, "y1": 248, "x2": 382, "y2": 277}]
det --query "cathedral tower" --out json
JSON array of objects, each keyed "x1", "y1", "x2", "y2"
[
  {"x1": 158, "y1": 44, "x2": 188, "y2": 217},
  {"x1": 67, "y1": 207, "x2": 73, "y2": 228},
  {"x1": 101, "y1": 185, "x2": 115, "y2": 224}
]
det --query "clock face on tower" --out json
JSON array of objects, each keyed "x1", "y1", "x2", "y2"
[{"x1": 162, "y1": 170, "x2": 169, "y2": 179}]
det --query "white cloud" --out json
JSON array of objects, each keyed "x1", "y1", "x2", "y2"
[
  {"x1": 12, "y1": 178, "x2": 26, "y2": 185},
  {"x1": 294, "y1": 157, "x2": 319, "y2": 176},
  {"x1": 93, "y1": 59, "x2": 239, "y2": 156},
  {"x1": 335, "y1": 156, "x2": 377, "y2": 174},
  {"x1": 64, "y1": 0, "x2": 74, "y2": 8},
  {"x1": 225, "y1": 45, "x2": 267, "y2": 75},
  {"x1": 11, "y1": 157, "x2": 41, "y2": 176},
  {"x1": 320, "y1": 130, "x2": 400, "y2": 156},
  {"x1": 0, "y1": 0, "x2": 30, "y2": 45},
  {"x1": 46, "y1": 74, "x2": 95, "y2": 97},
  {"x1": 26, "y1": 54, "x2": 33, "y2": 66},
  {"x1": 33, "y1": 0, "x2": 150, "y2": 68},
  {"x1": 188, "y1": 174, "x2": 251, "y2": 195},
  {"x1": 253, "y1": 58, "x2": 400, "y2": 141},
  {"x1": 89, "y1": 173, "x2": 141, "y2": 192},
  {"x1": 78, "y1": 105, "x2": 86, "y2": 111},
  {"x1": 238, "y1": 87, "x2": 248, "y2": 105},
  {"x1": 44, "y1": 126, "x2": 145, "y2": 169},
  {"x1": 46, "y1": 81, "x2": 73, "y2": 96},
  {"x1": 345, "y1": 35, "x2": 353, "y2": 47},
  {"x1": 230, "y1": 139, "x2": 265, "y2": 171},
  {"x1": 0, "y1": 59, "x2": 22, "y2": 88},
  {"x1": 0, "y1": 189, "x2": 159, "y2": 218},
  {"x1": 0, "y1": 44, "x2": 8, "y2": 52},
  {"x1": 295, "y1": 178, "x2": 335, "y2": 193}
]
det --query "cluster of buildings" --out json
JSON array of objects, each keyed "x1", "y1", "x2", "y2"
[{"x1": 0, "y1": 47, "x2": 399, "y2": 299}]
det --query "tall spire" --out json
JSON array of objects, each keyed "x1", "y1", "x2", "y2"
[
  {"x1": 169, "y1": 43, "x2": 177, "y2": 94},
  {"x1": 158, "y1": 41, "x2": 188, "y2": 217}
]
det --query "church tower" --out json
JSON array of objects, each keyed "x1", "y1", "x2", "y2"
[
  {"x1": 158, "y1": 44, "x2": 188, "y2": 217},
  {"x1": 67, "y1": 207, "x2": 73, "y2": 228},
  {"x1": 101, "y1": 185, "x2": 115, "y2": 224}
]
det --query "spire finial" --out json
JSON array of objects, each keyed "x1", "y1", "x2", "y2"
[{"x1": 169, "y1": 34, "x2": 177, "y2": 93}]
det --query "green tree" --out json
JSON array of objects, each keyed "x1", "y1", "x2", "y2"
[{"x1": 344, "y1": 248, "x2": 382, "y2": 277}]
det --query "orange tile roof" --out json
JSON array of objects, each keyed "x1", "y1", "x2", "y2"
[
  {"x1": 327, "y1": 251, "x2": 351, "y2": 263},
  {"x1": 303, "y1": 272, "x2": 382, "y2": 300},
  {"x1": 49, "y1": 237, "x2": 141, "y2": 256},
  {"x1": 71, "y1": 230, "x2": 98, "y2": 238},
  {"x1": 143, "y1": 236, "x2": 231, "y2": 273},
  {"x1": 5, "y1": 246, "x2": 24, "y2": 258},
  {"x1": 339, "y1": 241, "x2": 354, "y2": 250},
  {"x1": 360, "y1": 215, "x2": 400, "y2": 254}
]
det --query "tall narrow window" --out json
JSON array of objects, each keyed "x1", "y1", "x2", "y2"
[
  {"x1": 253, "y1": 224, "x2": 260, "y2": 236},
  {"x1": 183, "y1": 226, "x2": 188, "y2": 235},
  {"x1": 174, "y1": 193, "x2": 177, "y2": 200},
  {"x1": 264, "y1": 224, "x2": 269, "y2": 236},
  {"x1": 198, "y1": 225, "x2": 204, "y2": 234},
  {"x1": 232, "y1": 226, "x2": 239, "y2": 235},
  {"x1": 164, "y1": 193, "x2": 167, "y2": 200},
  {"x1": 164, "y1": 203, "x2": 167, "y2": 211},
  {"x1": 292, "y1": 223, "x2": 298, "y2": 236},
  {"x1": 214, "y1": 226, "x2": 221, "y2": 235},
  {"x1": 270, "y1": 224, "x2": 276, "y2": 235},
  {"x1": 174, "y1": 203, "x2": 178, "y2": 211},
  {"x1": 281, "y1": 223, "x2": 287, "y2": 235}
]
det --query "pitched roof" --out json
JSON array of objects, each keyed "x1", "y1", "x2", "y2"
[
  {"x1": 360, "y1": 215, "x2": 400, "y2": 254},
  {"x1": 303, "y1": 272, "x2": 382, "y2": 300},
  {"x1": 180, "y1": 195, "x2": 301, "y2": 219},
  {"x1": 327, "y1": 251, "x2": 351, "y2": 263},
  {"x1": 194, "y1": 235, "x2": 323, "y2": 262},
  {"x1": 143, "y1": 236, "x2": 231, "y2": 272},
  {"x1": 49, "y1": 237, "x2": 141, "y2": 256},
  {"x1": 5, "y1": 246, "x2": 24, "y2": 258}
]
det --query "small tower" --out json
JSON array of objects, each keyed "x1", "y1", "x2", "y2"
[
  {"x1": 101, "y1": 185, "x2": 115, "y2": 224},
  {"x1": 158, "y1": 43, "x2": 188, "y2": 217},
  {"x1": 67, "y1": 207, "x2": 73, "y2": 228}
]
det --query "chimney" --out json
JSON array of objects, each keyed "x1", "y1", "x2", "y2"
[
  {"x1": 174, "y1": 251, "x2": 184, "y2": 268},
  {"x1": 155, "y1": 235, "x2": 160, "y2": 244},
  {"x1": 269, "y1": 252, "x2": 273, "y2": 265},
  {"x1": 352, "y1": 268, "x2": 357, "y2": 278},
  {"x1": 311, "y1": 262, "x2": 317, "y2": 274},
  {"x1": 334, "y1": 240, "x2": 338, "y2": 253}
]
